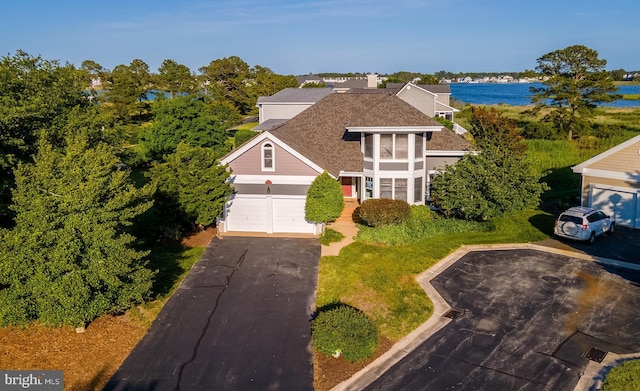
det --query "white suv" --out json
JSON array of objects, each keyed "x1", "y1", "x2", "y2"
[{"x1": 554, "y1": 206, "x2": 615, "y2": 244}]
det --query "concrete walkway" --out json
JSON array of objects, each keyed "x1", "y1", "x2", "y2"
[{"x1": 322, "y1": 199, "x2": 360, "y2": 257}]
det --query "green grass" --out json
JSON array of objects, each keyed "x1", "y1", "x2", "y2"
[
  {"x1": 317, "y1": 208, "x2": 552, "y2": 340},
  {"x1": 603, "y1": 359, "x2": 640, "y2": 391},
  {"x1": 320, "y1": 228, "x2": 345, "y2": 245},
  {"x1": 622, "y1": 94, "x2": 640, "y2": 100},
  {"x1": 129, "y1": 244, "x2": 205, "y2": 326}
]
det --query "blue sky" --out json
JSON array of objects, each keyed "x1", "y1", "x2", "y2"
[{"x1": 2, "y1": 0, "x2": 638, "y2": 75}]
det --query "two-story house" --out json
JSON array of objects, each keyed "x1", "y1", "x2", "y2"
[{"x1": 218, "y1": 90, "x2": 471, "y2": 234}]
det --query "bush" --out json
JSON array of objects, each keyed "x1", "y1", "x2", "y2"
[
  {"x1": 356, "y1": 205, "x2": 492, "y2": 245},
  {"x1": 358, "y1": 198, "x2": 411, "y2": 227},
  {"x1": 312, "y1": 303, "x2": 379, "y2": 363},
  {"x1": 234, "y1": 129, "x2": 258, "y2": 147},
  {"x1": 603, "y1": 359, "x2": 640, "y2": 391},
  {"x1": 305, "y1": 172, "x2": 344, "y2": 223}
]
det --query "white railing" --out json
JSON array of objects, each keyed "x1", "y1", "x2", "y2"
[{"x1": 453, "y1": 123, "x2": 468, "y2": 135}]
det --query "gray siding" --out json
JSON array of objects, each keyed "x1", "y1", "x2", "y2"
[
  {"x1": 233, "y1": 184, "x2": 311, "y2": 195},
  {"x1": 229, "y1": 138, "x2": 319, "y2": 176},
  {"x1": 380, "y1": 162, "x2": 409, "y2": 171},
  {"x1": 426, "y1": 157, "x2": 460, "y2": 171}
]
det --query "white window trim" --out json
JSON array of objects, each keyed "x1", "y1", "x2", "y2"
[{"x1": 261, "y1": 142, "x2": 275, "y2": 172}]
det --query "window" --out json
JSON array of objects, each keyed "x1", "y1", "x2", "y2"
[
  {"x1": 394, "y1": 179, "x2": 407, "y2": 201},
  {"x1": 365, "y1": 176, "x2": 374, "y2": 199},
  {"x1": 395, "y1": 134, "x2": 408, "y2": 159},
  {"x1": 414, "y1": 133, "x2": 423, "y2": 159},
  {"x1": 379, "y1": 134, "x2": 409, "y2": 160},
  {"x1": 262, "y1": 143, "x2": 274, "y2": 171},
  {"x1": 364, "y1": 134, "x2": 373, "y2": 158},
  {"x1": 380, "y1": 178, "x2": 392, "y2": 199},
  {"x1": 414, "y1": 177, "x2": 423, "y2": 203},
  {"x1": 380, "y1": 134, "x2": 393, "y2": 159}
]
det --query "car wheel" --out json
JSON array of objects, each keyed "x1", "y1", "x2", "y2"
[
  {"x1": 608, "y1": 222, "x2": 615, "y2": 235},
  {"x1": 588, "y1": 232, "x2": 596, "y2": 245}
]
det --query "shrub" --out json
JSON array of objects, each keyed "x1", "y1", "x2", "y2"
[
  {"x1": 358, "y1": 198, "x2": 411, "y2": 227},
  {"x1": 311, "y1": 303, "x2": 379, "y2": 363},
  {"x1": 305, "y1": 172, "x2": 344, "y2": 223},
  {"x1": 234, "y1": 129, "x2": 258, "y2": 147},
  {"x1": 603, "y1": 359, "x2": 640, "y2": 391}
]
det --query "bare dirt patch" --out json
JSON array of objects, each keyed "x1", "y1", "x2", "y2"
[
  {"x1": 313, "y1": 336, "x2": 394, "y2": 391},
  {"x1": 0, "y1": 315, "x2": 146, "y2": 390}
]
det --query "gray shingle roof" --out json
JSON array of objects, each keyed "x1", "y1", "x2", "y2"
[
  {"x1": 257, "y1": 88, "x2": 332, "y2": 104},
  {"x1": 269, "y1": 93, "x2": 450, "y2": 177}
]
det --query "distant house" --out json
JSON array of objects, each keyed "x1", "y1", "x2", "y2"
[
  {"x1": 219, "y1": 89, "x2": 471, "y2": 234},
  {"x1": 572, "y1": 134, "x2": 640, "y2": 229},
  {"x1": 254, "y1": 88, "x2": 332, "y2": 131}
]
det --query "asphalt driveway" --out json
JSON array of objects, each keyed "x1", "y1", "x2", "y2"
[
  {"x1": 363, "y1": 249, "x2": 640, "y2": 391},
  {"x1": 104, "y1": 236, "x2": 320, "y2": 391}
]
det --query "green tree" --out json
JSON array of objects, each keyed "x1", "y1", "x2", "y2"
[
  {"x1": 251, "y1": 65, "x2": 299, "y2": 98},
  {"x1": 148, "y1": 143, "x2": 233, "y2": 230},
  {"x1": 305, "y1": 172, "x2": 344, "y2": 223},
  {"x1": 431, "y1": 145, "x2": 546, "y2": 221},
  {"x1": 0, "y1": 137, "x2": 155, "y2": 327},
  {"x1": 0, "y1": 51, "x2": 89, "y2": 223},
  {"x1": 140, "y1": 96, "x2": 240, "y2": 161},
  {"x1": 527, "y1": 45, "x2": 620, "y2": 140},
  {"x1": 155, "y1": 59, "x2": 197, "y2": 99},
  {"x1": 106, "y1": 59, "x2": 152, "y2": 122},
  {"x1": 199, "y1": 56, "x2": 254, "y2": 115},
  {"x1": 417, "y1": 74, "x2": 440, "y2": 84}
]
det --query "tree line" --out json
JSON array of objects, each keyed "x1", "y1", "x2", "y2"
[{"x1": 0, "y1": 50, "x2": 297, "y2": 328}]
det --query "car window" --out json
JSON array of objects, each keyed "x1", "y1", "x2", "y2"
[
  {"x1": 597, "y1": 211, "x2": 607, "y2": 220},
  {"x1": 587, "y1": 214, "x2": 597, "y2": 223},
  {"x1": 559, "y1": 215, "x2": 582, "y2": 224}
]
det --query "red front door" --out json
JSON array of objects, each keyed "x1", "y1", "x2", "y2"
[{"x1": 341, "y1": 177, "x2": 352, "y2": 197}]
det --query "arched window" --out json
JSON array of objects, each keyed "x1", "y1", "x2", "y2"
[{"x1": 262, "y1": 143, "x2": 274, "y2": 171}]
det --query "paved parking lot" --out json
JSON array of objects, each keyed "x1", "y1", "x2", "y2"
[{"x1": 361, "y1": 248, "x2": 640, "y2": 391}]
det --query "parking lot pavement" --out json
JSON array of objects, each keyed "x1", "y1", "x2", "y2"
[
  {"x1": 362, "y1": 248, "x2": 640, "y2": 391},
  {"x1": 537, "y1": 225, "x2": 640, "y2": 265}
]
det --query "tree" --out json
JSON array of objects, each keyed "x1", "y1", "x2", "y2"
[
  {"x1": 469, "y1": 107, "x2": 527, "y2": 158},
  {"x1": 0, "y1": 137, "x2": 155, "y2": 327},
  {"x1": 432, "y1": 106, "x2": 545, "y2": 221},
  {"x1": 431, "y1": 145, "x2": 546, "y2": 221},
  {"x1": 417, "y1": 74, "x2": 440, "y2": 84},
  {"x1": 0, "y1": 51, "x2": 89, "y2": 223},
  {"x1": 305, "y1": 172, "x2": 344, "y2": 223},
  {"x1": 251, "y1": 65, "x2": 299, "y2": 98},
  {"x1": 199, "y1": 56, "x2": 254, "y2": 115},
  {"x1": 527, "y1": 45, "x2": 620, "y2": 140},
  {"x1": 155, "y1": 59, "x2": 197, "y2": 99},
  {"x1": 148, "y1": 143, "x2": 233, "y2": 230},
  {"x1": 139, "y1": 96, "x2": 241, "y2": 161},
  {"x1": 106, "y1": 59, "x2": 152, "y2": 122}
]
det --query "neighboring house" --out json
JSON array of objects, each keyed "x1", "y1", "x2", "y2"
[
  {"x1": 254, "y1": 88, "x2": 332, "y2": 131},
  {"x1": 219, "y1": 91, "x2": 471, "y2": 234},
  {"x1": 572, "y1": 134, "x2": 640, "y2": 229}
]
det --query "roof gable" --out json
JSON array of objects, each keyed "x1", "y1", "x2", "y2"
[{"x1": 573, "y1": 134, "x2": 640, "y2": 174}]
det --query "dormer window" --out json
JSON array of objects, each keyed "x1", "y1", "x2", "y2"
[{"x1": 262, "y1": 142, "x2": 274, "y2": 171}]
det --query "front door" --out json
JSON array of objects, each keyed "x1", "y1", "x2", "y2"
[{"x1": 341, "y1": 177, "x2": 353, "y2": 197}]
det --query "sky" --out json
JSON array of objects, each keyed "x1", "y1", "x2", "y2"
[{"x1": 1, "y1": 0, "x2": 639, "y2": 76}]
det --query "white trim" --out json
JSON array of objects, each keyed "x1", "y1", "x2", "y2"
[
  {"x1": 580, "y1": 168, "x2": 640, "y2": 182},
  {"x1": 573, "y1": 134, "x2": 640, "y2": 173},
  {"x1": 261, "y1": 142, "x2": 275, "y2": 172},
  {"x1": 346, "y1": 126, "x2": 442, "y2": 133},
  {"x1": 425, "y1": 150, "x2": 471, "y2": 157},
  {"x1": 229, "y1": 174, "x2": 317, "y2": 185}
]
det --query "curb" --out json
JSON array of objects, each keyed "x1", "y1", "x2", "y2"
[{"x1": 329, "y1": 243, "x2": 640, "y2": 391}]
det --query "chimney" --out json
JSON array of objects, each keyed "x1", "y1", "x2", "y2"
[{"x1": 367, "y1": 73, "x2": 378, "y2": 88}]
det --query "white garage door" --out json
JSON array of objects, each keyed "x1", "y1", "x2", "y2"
[
  {"x1": 225, "y1": 196, "x2": 315, "y2": 234},
  {"x1": 590, "y1": 186, "x2": 639, "y2": 228},
  {"x1": 273, "y1": 198, "x2": 313, "y2": 233},
  {"x1": 225, "y1": 196, "x2": 268, "y2": 232}
]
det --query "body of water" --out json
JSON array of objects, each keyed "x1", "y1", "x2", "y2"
[{"x1": 449, "y1": 82, "x2": 640, "y2": 108}]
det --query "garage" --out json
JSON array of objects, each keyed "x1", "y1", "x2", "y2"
[
  {"x1": 589, "y1": 185, "x2": 640, "y2": 228},
  {"x1": 224, "y1": 195, "x2": 316, "y2": 234}
]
